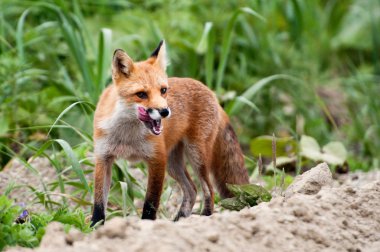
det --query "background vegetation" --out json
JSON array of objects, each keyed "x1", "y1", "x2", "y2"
[{"x1": 0, "y1": 0, "x2": 379, "y2": 249}]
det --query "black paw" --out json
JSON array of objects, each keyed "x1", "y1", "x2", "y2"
[
  {"x1": 201, "y1": 208, "x2": 213, "y2": 216},
  {"x1": 90, "y1": 203, "x2": 105, "y2": 227},
  {"x1": 173, "y1": 211, "x2": 187, "y2": 221},
  {"x1": 141, "y1": 201, "x2": 156, "y2": 220}
]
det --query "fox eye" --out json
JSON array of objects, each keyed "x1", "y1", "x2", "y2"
[
  {"x1": 136, "y1": 92, "x2": 148, "y2": 99},
  {"x1": 161, "y1": 88, "x2": 167, "y2": 94}
]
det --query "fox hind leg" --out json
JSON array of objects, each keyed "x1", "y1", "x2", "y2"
[
  {"x1": 185, "y1": 143, "x2": 214, "y2": 216},
  {"x1": 167, "y1": 142, "x2": 197, "y2": 221}
]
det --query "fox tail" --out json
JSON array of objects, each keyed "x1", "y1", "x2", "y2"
[{"x1": 211, "y1": 122, "x2": 250, "y2": 198}]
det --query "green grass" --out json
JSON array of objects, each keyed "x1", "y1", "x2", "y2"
[
  {"x1": 0, "y1": 195, "x2": 92, "y2": 250},
  {"x1": 0, "y1": 0, "x2": 380, "y2": 249}
]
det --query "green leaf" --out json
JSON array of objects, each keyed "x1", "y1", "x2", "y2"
[
  {"x1": 250, "y1": 136, "x2": 297, "y2": 158},
  {"x1": 0, "y1": 116, "x2": 9, "y2": 136},
  {"x1": 321, "y1": 141, "x2": 347, "y2": 165},
  {"x1": 220, "y1": 184, "x2": 272, "y2": 211},
  {"x1": 331, "y1": 0, "x2": 377, "y2": 51},
  {"x1": 300, "y1": 136, "x2": 347, "y2": 165},
  {"x1": 220, "y1": 197, "x2": 246, "y2": 211},
  {"x1": 299, "y1": 135, "x2": 321, "y2": 161},
  {"x1": 196, "y1": 22, "x2": 213, "y2": 54},
  {"x1": 267, "y1": 156, "x2": 297, "y2": 169},
  {"x1": 227, "y1": 184, "x2": 272, "y2": 203}
]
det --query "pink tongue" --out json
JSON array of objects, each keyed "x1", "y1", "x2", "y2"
[
  {"x1": 138, "y1": 107, "x2": 151, "y2": 121},
  {"x1": 138, "y1": 107, "x2": 148, "y2": 116},
  {"x1": 138, "y1": 107, "x2": 161, "y2": 134}
]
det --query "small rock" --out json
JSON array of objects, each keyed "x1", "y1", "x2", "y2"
[
  {"x1": 206, "y1": 232, "x2": 219, "y2": 243},
  {"x1": 285, "y1": 162, "x2": 332, "y2": 198}
]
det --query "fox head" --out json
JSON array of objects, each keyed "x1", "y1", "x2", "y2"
[{"x1": 112, "y1": 41, "x2": 170, "y2": 135}]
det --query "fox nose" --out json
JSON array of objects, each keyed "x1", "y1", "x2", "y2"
[
  {"x1": 147, "y1": 108, "x2": 170, "y2": 119},
  {"x1": 159, "y1": 108, "x2": 170, "y2": 118}
]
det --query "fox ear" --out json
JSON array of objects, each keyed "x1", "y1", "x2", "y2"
[
  {"x1": 150, "y1": 40, "x2": 169, "y2": 72},
  {"x1": 112, "y1": 49, "x2": 134, "y2": 80}
]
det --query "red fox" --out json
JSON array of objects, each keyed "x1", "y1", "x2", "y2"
[{"x1": 91, "y1": 41, "x2": 249, "y2": 226}]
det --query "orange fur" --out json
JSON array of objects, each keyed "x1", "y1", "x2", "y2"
[{"x1": 90, "y1": 41, "x2": 249, "y2": 226}]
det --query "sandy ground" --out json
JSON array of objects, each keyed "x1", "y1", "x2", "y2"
[
  {"x1": 5, "y1": 162, "x2": 380, "y2": 252},
  {"x1": 0, "y1": 157, "x2": 56, "y2": 204},
  {"x1": 0, "y1": 157, "x2": 94, "y2": 212}
]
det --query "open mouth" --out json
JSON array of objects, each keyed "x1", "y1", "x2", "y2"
[{"x1": 137, "y1": 107, "x2": 162, "y2": 135}]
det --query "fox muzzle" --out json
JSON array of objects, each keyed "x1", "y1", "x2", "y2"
[{"x1": 147, "y1": 108, "x2": 171, "y2": 119}]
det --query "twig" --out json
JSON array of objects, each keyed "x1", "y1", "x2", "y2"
[
  {"x1": 280, "y1": 168, "x2": 285, "y2": 196},
  {"x1": 272, "y1": 133, "x2": 277, "y2": 189},
  {"x1": 258, "y1": 154, "x2": 263, "y2": 186}
]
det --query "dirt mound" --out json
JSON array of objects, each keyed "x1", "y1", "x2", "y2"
[
  {"x1": 6, "y1": 163, "x2": 380, "y2": 252},
  {"x1": 284, "y1": 162, "x2": 332, "y2": 197}
]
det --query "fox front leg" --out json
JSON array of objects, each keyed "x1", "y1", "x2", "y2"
[
  {"x1": 142, "y1": 158, "x2": 166, "y2": 220},
  {"x1": 91, "y1": 156, "x2": 114, "y2": 227}
]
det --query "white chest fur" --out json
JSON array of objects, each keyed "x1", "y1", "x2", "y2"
[{"x1": 94, "y1": 101, "x2": 155, "y2": 161}]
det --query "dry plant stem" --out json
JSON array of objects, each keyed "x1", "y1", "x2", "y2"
[
  {"x1": 258, "y1": 154, "x2": 263, "y2": 186},
  {"x1": 272, "y1": 133, "x2": 277, "y2": 189},
  {"x1": 280, "y1": 168, "x2": 285, "y2": 196}
]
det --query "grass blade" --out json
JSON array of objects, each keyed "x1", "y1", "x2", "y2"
[
  {"x1": 16, "y1": 9, "x2": 30, "y2": 63},
  {"x1": 226, "y1": 74, "x2": 300, "y2": 115},
  {"x1": 96, "y1": 28, "x2": 112, "y2": 97},
  {"x1": 48, "y1": 192, "x2": 92, "y2": 206},
  {"x1": 47, "y1": 101, "x2": 95, "y2": 137},
  {"x1": 120, "y1": 181, "x2": 137, "y2": 216},
  {"x1": 215, "y1": 7, "x2": 266, "y2": 93},
  {"x1": 197, "y1": 22, "x2": 214, "y2": 88},
  {"x1": 53, "y1": 139, "x2": 91, "y2": 194}
]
